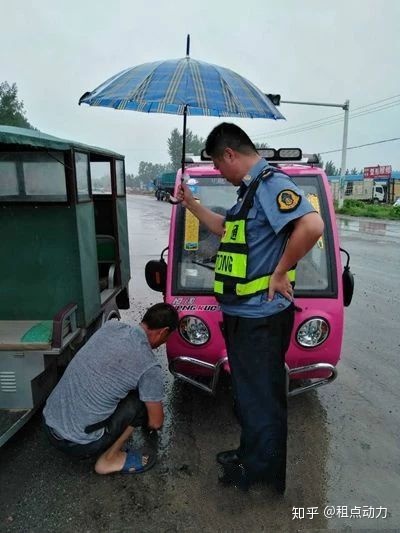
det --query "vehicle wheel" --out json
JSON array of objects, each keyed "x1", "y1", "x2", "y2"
[
  {"x1": 105, "y1": 310, "x2": 120, "y2": 322},
  {"x1": 373, "y1": 198, "x2": 380, "y2": 204}
]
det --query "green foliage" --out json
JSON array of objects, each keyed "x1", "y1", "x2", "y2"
[
  {"x1": 0, "y1": 81, "x2": 34, "y2": 128},
  {"x1": 129, "y1": 161, "x2": 172, "y2": 188},
  {"x1": 167, "y1": 127, "x2": 205, "y2": 170},
  {"x1": 167, "y1": 128, "x2": 182, "y2": 171},
  {"x1": 336, "y1": 199, "x2": 400, "y2": 220},
  {"x1": 324, "y1": 160, "x2": 340, "y2": 176},
  {"x1": 320, "y1": 156, "x2": 358, "y2": 174}
]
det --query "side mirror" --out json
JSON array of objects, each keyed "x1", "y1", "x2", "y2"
[
  {"x1": 145, "y1": 247, "x2": 168, "y2": 293},
  {"x1": 340, "y1": 248, "x2": 354, "y2": 307}
]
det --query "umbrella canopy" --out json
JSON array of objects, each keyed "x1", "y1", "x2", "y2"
[
  {"x1": 79, "y1": 36, "x2": 284, "y2": 202},
  {"x1": 79, "y1": 57, "x2": 284, "y2": 120}
]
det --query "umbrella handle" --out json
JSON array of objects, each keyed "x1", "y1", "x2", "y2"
[
  {"x1": 168, "y1": 196, "x2": 183, "y2": 205},
  {"x1": 168, "y1": 178, "x2": 184, "y2": 204}
]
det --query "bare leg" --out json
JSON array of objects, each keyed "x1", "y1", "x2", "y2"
[{"x1": 94, "y1": 426, "x2": 149, "y2": 474}]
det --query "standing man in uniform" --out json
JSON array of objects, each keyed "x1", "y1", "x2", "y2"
[
  {"x1": 43, "y1": 303, "x2": 178, "y2": 475},
  {"x1": 177, "y1": 123, "x2": 324, "y2": 493}
]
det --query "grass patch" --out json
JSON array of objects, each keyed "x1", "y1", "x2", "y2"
[{"x1": 335, "y1": 199, "x2": 400, "y2": 220}]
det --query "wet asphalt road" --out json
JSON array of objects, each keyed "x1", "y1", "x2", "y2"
[{"x1": 0, "y1": 195, "x2": 399, "y2": 532}]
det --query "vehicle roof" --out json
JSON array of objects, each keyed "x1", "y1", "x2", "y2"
[
  {"x1": 183, "y1": 162, "x2": 327, "y2": 177},
  {"x1": 274, "y1": 163, "x2": 327, "y2": 176},
  {"x1": 0, "y1": 125, "x2": 124, "y2": 158}
]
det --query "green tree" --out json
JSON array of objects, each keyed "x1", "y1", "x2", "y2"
[
  {"x1": 0, "y1": 81, "x2": 34, "y2": 128},
  {"x1": 125, "y1": 173, "x2": 137, "y2": 187},
  {"x1": 136, "y1": 161, "x2": 172, "y2": 188},
  {"x1": 350, "y1": 167, "x2": 359, "y2": 175},
  {"x1": 324, "y1": 160, "x2": 340, "y2": 176},
  {"x1": 167, "y1": 128, "x2": 205, "y2": 170}
]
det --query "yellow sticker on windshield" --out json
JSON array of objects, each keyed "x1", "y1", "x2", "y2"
[
  {"x1": 306, "y1": 193, "x2": 324, "y2": 249},
  {"x1": 184, "y1": 204, "x2": 200, "y2": 251}
]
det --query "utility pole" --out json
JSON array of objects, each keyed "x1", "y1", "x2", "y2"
[
  {"x1": 266, "y1": 95, "x2": 350, "y2": 207},
  {"x1": 338, "y1": 100, "x2": 350, "y2": 208}
]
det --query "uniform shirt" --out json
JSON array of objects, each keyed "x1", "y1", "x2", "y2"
[
  {"x1": 43, "y1": 321, "x2": 164, "y2": 444},
  {"x1": 220, "y1": 159, "x2": 315, "y2": 318}
]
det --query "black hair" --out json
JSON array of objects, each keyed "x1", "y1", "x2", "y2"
[
  {"x1": 142, "y1": 303, "x2": 179, "y2": 331},
  {"x1": 205, "y1": 122, "x2": 257, "y2": 158}
]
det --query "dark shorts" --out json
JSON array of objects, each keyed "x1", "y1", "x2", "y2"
[{"x1": 43, "y1": 391, "x2": 148, "y2": 458}]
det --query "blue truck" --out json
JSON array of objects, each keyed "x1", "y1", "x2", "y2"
[{"x1": 154, "y1": 172, "x2": 176, "y2": 201}]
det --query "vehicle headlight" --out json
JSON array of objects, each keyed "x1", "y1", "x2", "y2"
[
  {"x1": 179, "y1": 315, "x2": 210, "y2": 346},
  {"x1": 296, "y1": 318, "x2": 329, "y2": 348}
]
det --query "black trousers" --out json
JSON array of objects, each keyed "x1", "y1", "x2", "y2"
[
  {"x1": 43, "y1": 391, "x2": 148, "y2": 459},
  {"x1": 223, "y1": 304, "x2": 294, "y2": 483}
]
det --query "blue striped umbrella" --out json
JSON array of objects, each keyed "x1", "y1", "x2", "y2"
[
  {"x1": 79, "y1": 57, "x2": 284, "y2": 119},
  {"x1": 79, "y1": 36, "x2": 284, "y2": 200}
]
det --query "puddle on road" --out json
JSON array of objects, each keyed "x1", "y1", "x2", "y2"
[{"x1": 338, "y1": 217, "x2": 400, "y2": 238}]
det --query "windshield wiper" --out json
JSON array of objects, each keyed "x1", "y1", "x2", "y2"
[{"x1": 190, "y1": 260, "x2": 215, "y2": 271}]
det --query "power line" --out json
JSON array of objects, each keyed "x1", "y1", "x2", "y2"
[
  {"x1": 319, "y1": 136, "x2": 400, "y2": 155},
  {"x1": 251, "y1": 93, "x2": 400, "y2": 140},
  {"x1": 251, "y1": 111, "x2": 343, "y2": 138},
  {"x1": 253, "y1": 93, "x2": 400, "y2": 137},
  {"x1": 264, "y1": 100, "x2": 400, "y2": 140}
]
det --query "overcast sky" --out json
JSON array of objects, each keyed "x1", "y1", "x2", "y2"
[{"x1": 2, "y1": 0, "x2": 400, "y2": 174}]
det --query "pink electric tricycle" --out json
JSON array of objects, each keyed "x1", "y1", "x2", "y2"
[{"x1": 146, "y1": 148, "x2": 354, "y2": 396}]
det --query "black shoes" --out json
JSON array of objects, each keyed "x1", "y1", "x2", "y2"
[
  {"x1": 218, "y1": 463, "x2": 250, "y2": 492},
  {"x1": 216, "y1": 449, "x2": 241, "y2": 466},
  {"x1": 216, "y1": 449, "x2": 286, "y2": 494}
]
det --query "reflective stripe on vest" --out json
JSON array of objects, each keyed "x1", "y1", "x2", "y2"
[
  {"x1": 214, "y1": 250, "x2": 247, "y2": 278},
  {"x1": 213, "y1": 167, "x2": 297, "y2": 300},
  {"x1": 214, "y1": 268, "x2": 296, "y2": 296},
  {"x1": 220, "y1": 220, "x2": 246, "y2": 245}
]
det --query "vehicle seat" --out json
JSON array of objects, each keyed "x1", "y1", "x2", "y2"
[
  {"x1": 0, "y1": 320, "x2": 53, "y2": 351},
  {"x1": 96, "y1": 235, "x2": 117, "y2": 291}
]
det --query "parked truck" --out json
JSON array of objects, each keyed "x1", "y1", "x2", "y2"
[
  {"x1": 154, "y1": 172, "x2": 176, "y2": 201},
  {"x1": 330, "y1": 179, "x2": 388, "y2": 203},
  {"x1": 345, "y1": 180, "x2": 388, "y2": 203}
]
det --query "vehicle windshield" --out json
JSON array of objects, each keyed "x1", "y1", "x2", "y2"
[
  {"x1": 172, "y1": 173, "x2": 336, "y2": 297},
  {"x1": 173, "y1": 175, "x2": 237, "y2": 293},
  {"x1": 291, "y1": 175, "x2": 334, "y2": 295}
]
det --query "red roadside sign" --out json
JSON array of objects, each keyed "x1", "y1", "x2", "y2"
[{"x1": 363, "y1": 165, "x2": 392, "y2": 179}]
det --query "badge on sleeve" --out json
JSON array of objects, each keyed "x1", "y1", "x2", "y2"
[{"x1": 276, "y1": 189, "x2": 301, "y2": 212}]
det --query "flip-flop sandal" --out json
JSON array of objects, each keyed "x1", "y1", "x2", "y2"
[{"x1": 120, "y1": 447, "x2": 156, "y2": 474}]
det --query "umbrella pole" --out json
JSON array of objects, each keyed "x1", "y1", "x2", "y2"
[
  {"x1": 168, "y1": 105, "x2": 187, "y2": 205},
  {"x1": 169, "y1": 34, "x2": 190, "y2": 204},
  {"x1": 181, "y1": 105, "x2": 188, "y2": 181},
  {"x1": 180, "y1": 35, "x2": 190, "y2": 183}
]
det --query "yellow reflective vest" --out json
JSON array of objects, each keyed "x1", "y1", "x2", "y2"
[{"x1": 214, "y1": 169, "x2": 296, "y2": 303}]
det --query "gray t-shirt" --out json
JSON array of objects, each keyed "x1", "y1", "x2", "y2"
[{"x1": 43, "y1": 321, "x2": 164, "y2": 444}]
